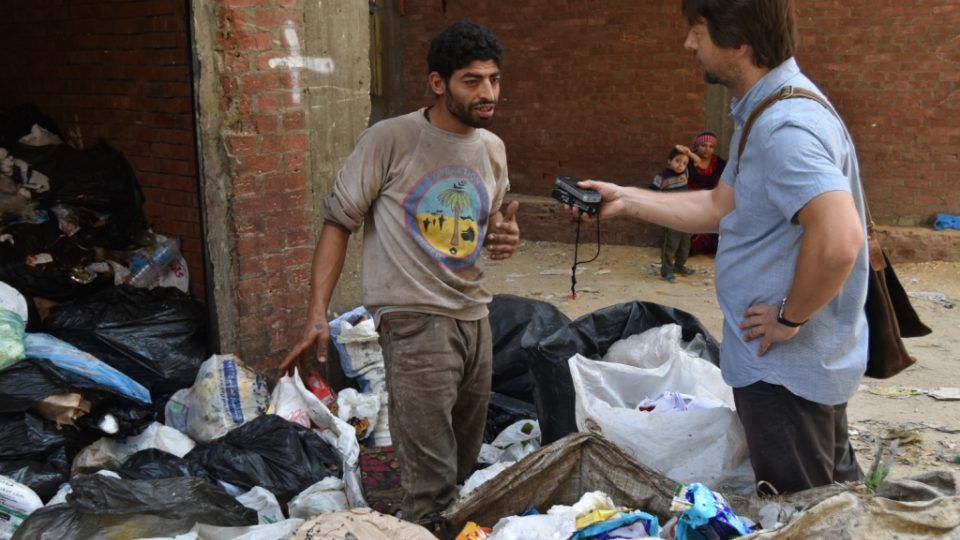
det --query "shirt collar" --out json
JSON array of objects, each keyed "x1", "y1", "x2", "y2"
[{"x1": 729, "y1": 57, "x2": 801, "y2": 123}]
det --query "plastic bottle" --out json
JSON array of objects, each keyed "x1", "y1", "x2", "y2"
[{"x1": 128, "y1": 237, "x2": 180, "y2": 288}]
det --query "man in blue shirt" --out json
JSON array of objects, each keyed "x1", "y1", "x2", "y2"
[{"x1": 572, "y1": 0, "x2": 868, "y2": 494}]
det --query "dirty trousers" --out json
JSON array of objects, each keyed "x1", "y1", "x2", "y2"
[
  {"x1": 661, "y1": 229, "x2": 691, "y2": 275},
  {"x1": 377, "y1": 312, "x2": 491, "y2": 522},
  {"x1": 734, "y1": 381, "x2": 862, "y2": 495}
]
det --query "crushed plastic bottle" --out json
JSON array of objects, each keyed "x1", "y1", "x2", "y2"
[{"x1": 128, "y1": 237, "x2": 180, "y2": 289}]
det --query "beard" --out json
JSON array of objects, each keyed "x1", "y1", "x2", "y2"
[
  {"x1": 703, "y1": 71, "x2": 722, "y2": 85},
  {"x1": 445, "y1": 90, "x2": 496, "y2": 129}
]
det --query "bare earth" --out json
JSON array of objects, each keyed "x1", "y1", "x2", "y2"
[{"x1": 483, "y1": 240, "x2": 960, "y2": 481}]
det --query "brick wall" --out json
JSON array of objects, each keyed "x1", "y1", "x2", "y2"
[
  {"x1": 0, "y1": 0, "x2": 204, "y2": 298},
  {"x1": 797, "y1": 1, "x2": 960, "y2": 225},
  {"x1": 398, "y1": 1, "x2": 960, "y2": 229},
  {"x1": 215, "y1": 1, "x2": 315, "y2": 359}
]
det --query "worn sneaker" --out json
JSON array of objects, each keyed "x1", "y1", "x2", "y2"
[
  {"x1": 674, "y1": 266, "x2": 696, "y2": 276},
  {"x1": 660, "y1": 273, "x2": 676, "y2": 282}
]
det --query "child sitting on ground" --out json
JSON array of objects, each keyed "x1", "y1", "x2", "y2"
[{"x1": 649, "y1": 148, "x2": 695, "y2": 282}]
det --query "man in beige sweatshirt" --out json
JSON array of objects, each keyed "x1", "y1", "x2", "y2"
[{"x1": 281, "y1": 21, "x2": 520, "y2": 526}]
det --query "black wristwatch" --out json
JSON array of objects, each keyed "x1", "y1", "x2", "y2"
[{"x1": 777, "y1": 297, "x2": 806, "y2": 328}]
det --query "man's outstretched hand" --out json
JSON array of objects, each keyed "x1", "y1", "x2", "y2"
[{"x1": 279, "y1": 315, "x2": 330, "y2": 374}]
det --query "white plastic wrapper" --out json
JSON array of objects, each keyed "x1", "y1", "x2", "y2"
[
  {"x1": 288, "y1": 476, "x2": 349, "y2": 518},
  {"x1": 72, "y1": 421, "x2": 196, "y2": 475},
  {"x1": 236, "y1": 486, "x2": 285, "y2": 525},
  {"x1": 335, "y1": 388, "x2": 381, "y2": 441},
  {"x1": 0, "y1": 476, "x2": 43, "y2": 540}
]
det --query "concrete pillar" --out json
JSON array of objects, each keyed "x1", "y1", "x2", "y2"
[{"x1": 191, "y1": 0, "x2": 370, "y2": 365}]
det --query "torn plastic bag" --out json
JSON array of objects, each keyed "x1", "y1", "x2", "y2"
[
  {"x1": 12, "y1": 474, "x2": 257, "y2": 539},
  {"x1": 527, "y1": 301, "x2": 719, "y2": 444},
  {"x1": 186, "y1": 414, "x2": 344, "y2": 505},
  {"x1": 23, "y1": 333, "x2": 151, "y2": 404},
  {"x1": 0, "y1": 357, "x2": 153, "y2": 437},
  {"x1": 42, "y1": 284, "x2": 208, "y2": 394},
  {"x1": 269, "y1": 369, "x2": 365, "y2": 508},
  {"x1": 489, "y1": 294, "x2": 571, "y2": 402}
]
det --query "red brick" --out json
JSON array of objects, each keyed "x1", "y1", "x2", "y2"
[
  {"x1": 239, "y1": 72, "x2": 281, "y2": 94},
  {"x1": 225, "y1": 135, "x2": 257, "y2": 156},
  {"x1": 262, "y1": 171, "x2": 308, "y2": 194},
  {"x1": 237, "y1": 154, "x2": 282, "y2": 176},
  {"x1": 261, "y1": 133, "x2": 308, "y2": 153},
  {"x1": 220, "y1": 30, "x2": 273, "y2": 52}
]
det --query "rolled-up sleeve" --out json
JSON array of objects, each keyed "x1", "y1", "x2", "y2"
[{"x1": 320, "y1": 127, "x2": 390, "y2": 233}]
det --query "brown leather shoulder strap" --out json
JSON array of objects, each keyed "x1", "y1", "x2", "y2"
[
  {"x1": 734, "y1": 85, "x2": 876, "y2": 230},
  {"x1": 735, "y1": 85, "x2": 837, "y2": 172}
]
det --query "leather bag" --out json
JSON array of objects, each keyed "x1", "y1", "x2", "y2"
[
  {"x1": 738, "y1": 86, "x2": 931, "y2": 378},
  {"x1": 863, "y1": 225, "x2": 932, "y2": 377}
]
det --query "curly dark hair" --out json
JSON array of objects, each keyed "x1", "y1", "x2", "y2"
[{"x1": 427, "y1": 21, "x2": 503, "y2": 80}]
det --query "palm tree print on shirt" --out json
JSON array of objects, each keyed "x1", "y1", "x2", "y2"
[{"x1": 404, "y1": 165, "x2": 490, "y2": 270}]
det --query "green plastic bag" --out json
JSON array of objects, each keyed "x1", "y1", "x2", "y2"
[{"x1": 0, "y1": 308, "x2": 26, "y2": 369}]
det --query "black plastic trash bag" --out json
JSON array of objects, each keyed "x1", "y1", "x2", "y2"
[
  {"x1": 0, "y1": 458, "x2": 65, "y2": 503},
  {"x1": 13, "y1": 474, "x2": 257, "y2": 539},
  {"x1": 119, "y1": 448, "x2": 216, "y2": 484},
  {"x1": 0, "y1": 357, "x2": 154, "y2": 441},
  {"x1": 42, "y1": 285, "x2": 209, "y2": 395},
  {"x1": 528, "y1": 301, "x2": 720, "y2": 444},
  {"x1": 187, "y1": 414, "x2": 343, "y2": 504},
  {"x1": 0, "y1": 219, "x2": 113, "y2": 301},
  {"x1": 489, "y1": 294, "x2": 571, "y2": 402},
  {"x1": 0, "y1": 413, "x2": 97, "y2": 502},
  {"x1": 0, "y1": 412, "x2": 97, "y2": 464},
  {"x1": 9, "y1": 139, "x2": 148, "y2": 250},
  {"x1": 483, "y1": 391, "x2": 539, "y2": 444}
]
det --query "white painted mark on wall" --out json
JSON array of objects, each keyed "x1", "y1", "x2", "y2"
[{"x1": 268, "y1": 21, "x2": 335, "y2": 105}]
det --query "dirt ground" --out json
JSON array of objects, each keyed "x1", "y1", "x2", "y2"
[{"x1": 482, "y1": 239, "x2": 960, "y2": 482}]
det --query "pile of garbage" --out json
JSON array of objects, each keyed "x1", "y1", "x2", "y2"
[
  {"x1": 0, "y1": 104, "x2": 192, "y2": 317},
  {"x1": 1, "y1": 120, "x2": 957, "y2": 540},
  {"x1": 2, "y1": 287, "x2": 959, "y2": 538}
]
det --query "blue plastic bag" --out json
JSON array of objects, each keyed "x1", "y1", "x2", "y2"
[
  {"x1": 23, "y1": 333, "x2": 151, "y2": 404},
  {"x1": 933, "y1": 213, "x2": 960, "y2": 231},
  {"x1": 673, "y1": 483, "x2": 751, "y2": 540}
]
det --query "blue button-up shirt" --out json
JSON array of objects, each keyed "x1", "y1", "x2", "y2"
[{"x1": 716, "y1": 58, "x2": 869, "y2": 406}]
